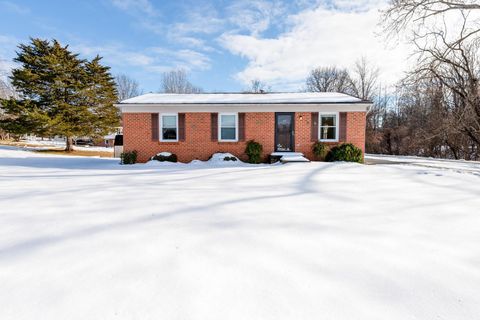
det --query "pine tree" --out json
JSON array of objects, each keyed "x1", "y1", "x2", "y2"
[
  {"x1": 0, "y1": 38, "x2": 120, "y2": 151},
  {"x1": 82, "y1": 56, "x2": 120, "y2": 137}
]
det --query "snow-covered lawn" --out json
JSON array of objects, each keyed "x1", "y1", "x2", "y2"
[
  {"x1": 1, "y1": 147, "x2": 480, "y2": 320},
  {"x1": 366, "y1": 153, "x2": 480, "y2": 175},
  {"x1": 1, "y1": 139, "x2": 114, "y2": 153}
]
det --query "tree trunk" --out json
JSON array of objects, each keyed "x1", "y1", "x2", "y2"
[{"x1": 65, "y1": 136, "x2": 74, "y2": 152}]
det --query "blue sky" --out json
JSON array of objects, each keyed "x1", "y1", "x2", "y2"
[{"x1": 0, "y1": 0, "x2": 410, "y2": 93}]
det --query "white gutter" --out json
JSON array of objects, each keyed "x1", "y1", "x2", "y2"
[{"x1": 114, "y1": 103, "x2": 371, "y2": 113}]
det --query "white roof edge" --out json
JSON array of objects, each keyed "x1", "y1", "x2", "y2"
[
  {"x1": 118, "y1": 92, "x2": 369, "y2": 105},
  {"x1": 116, "y1": 103, "x2": 370, "y2": 113},
  {"x1": 114, "y1": 102, "x2": 372, "y2": 107}
]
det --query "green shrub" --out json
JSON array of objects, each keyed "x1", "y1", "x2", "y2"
[
  {"x1": 120, "y1": 150, "x2": 137, "y2": 165},
  {"x1": 245, "y1": 140, "x2": 263, "y2": 164},
  {"x1": 326, "y1": 143, "x2": 363, "y2": 163},
  {"x1": 151, "y1": 152, "x2": 178, "y2": 163},
  {"x1": 312, "y1": 141, "x2": 330, "y2": 160},
  {"x1": 223, "y1": 156, "x2": 238, "y2": 161}
]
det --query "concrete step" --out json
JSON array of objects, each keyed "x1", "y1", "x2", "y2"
[
  {"x1": 270, "y1": 152, "x2": 304, "y2": 157},
  {"x1": 280, "y1": 155, "x2": 310, "y2": 163},
  {"x1": 270, "y1": 152, "x2": 310, "y2": 163}
]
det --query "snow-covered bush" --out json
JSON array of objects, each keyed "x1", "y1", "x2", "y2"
[
  {"x1": 208, "y1": 153, "x2": 241, "y2": 164},
  {"x1": 326, "y1": 143, "x2": 363, "y2": 163},
  {"x1": 120, "y1": 151, "x2": 137, "y2": 165},
  {"x1": 245, "y1": 140, "x2": 263, "y2": 164},
  {"x1": 150, "y1": 152, "x2": 177, "y2": 163},
  {"x1": 312, "y1": 141, "x2": 330, "y2": 161}
]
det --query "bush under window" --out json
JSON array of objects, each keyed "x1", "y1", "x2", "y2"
[
  {"x1": 312, "y1": 141, "x2": 330, "y2": 161},
  {"x1": 325, "y1": 143, "x2": 363, "y2": 163},
  {"x1": 245, "y1": 140, "x2": 263, "y2": 164}
]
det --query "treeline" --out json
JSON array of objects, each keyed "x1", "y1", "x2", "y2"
[
  {"x1": 373, "y1": 0, "x2": 480, "y2": 160},
  {"x1": 367, "y1": 75, "x2": 480, "y2": 160},
  {"x1": 303, "y1": 0, "x2": 480, "y2": 160}
]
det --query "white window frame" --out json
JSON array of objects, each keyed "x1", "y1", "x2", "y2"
[
  {"x1": 159, "y1": 113, "x2": 179, "y2": 142},
  {"x1": 218, "y1": 113, "x2": 239, "y2": 142},
  {"x1": 318, "y1": 112, "x2": 339, "y2": 142}
]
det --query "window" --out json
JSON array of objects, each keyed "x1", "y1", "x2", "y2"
[
  {"x1": 319, "y1": 113, "x2": 338, "y2": 141},
  {"x1": 219, "y1": 113, "x2": 238, "y2": 141},
  {"x1": 160, "y1": 114, "x2": 178, "y2": 141}
]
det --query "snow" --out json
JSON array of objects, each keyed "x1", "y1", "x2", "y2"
[
  {"x1": 18, "y1": 138, "x2": 66, "y2": 147},
  {"x1": 207, "y1": 152, "x2": 240, "y2": 163},
  {"x1": 73, "y1": 145, "x2": 114, "y2": 153},
  {"x1": 147, "y1": 153, "x2": 244, "y2": 167},
  {"x1": 270, "y1": 152, "x2": 304, "y2": 156},
  {"x1": 366, "y1": 154, "x2": 480, "y2": 175},
  {"x1": 103, "y1": 134, "x2": 116, "y2": 140},
  {"x1": 156, "y1": 151, "x2": 172, "y2": 157},
  {"x1": 3, "y1": 139, "x2": 114, "y2": 153},
  {"x1": 280, "y1": 155, "x2": 310, "y2": 162},
  {"x1": 119, "y1": 92, "x2": 364, "y2": 104},
  {"x1": 1, "y1": 146, "x2": 480, "y2": 320}
]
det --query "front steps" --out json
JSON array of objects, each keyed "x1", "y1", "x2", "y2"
[{"x1": 270, "y1": 152, "x2": 310, "y2": 163}]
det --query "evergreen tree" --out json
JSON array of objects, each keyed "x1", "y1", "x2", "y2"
[
  {"x1": 83, "y1": 56, "x2": 120, "y2": 137},
  {"x1": 0, "y1": 38, "x2": 119, "y2": 151}
]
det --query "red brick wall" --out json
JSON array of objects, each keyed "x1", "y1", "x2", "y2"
[
  {"x1": 345, "y1": 112, "x2": 367, "y2": 154},
  {"x1": 123, "y1": 111, "x2": 366, "y2": 163}
]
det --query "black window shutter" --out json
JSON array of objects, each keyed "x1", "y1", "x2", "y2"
[
  {"x1": 178, "y1": 113, "x2": 185, "y2": 141},
  {"x1": 238, "y1": 113, "x2": 245, "y2": 141},
  {"x1": 311, "y1": 112, "x2": 318, "y2": 141},
  {"x1": 211, "y1": 113, "x2": 218, "y2": 141},
  {"x1": 151, "y1": 113, "x2": 159, "y2": 141},
  {"x1": 339, "y1": 112, "x2": 347, "y2": 142}
]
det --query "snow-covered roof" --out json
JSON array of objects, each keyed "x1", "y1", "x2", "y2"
[{"x1": 119, "y1": 92, "x2": 368, "y2": 104}]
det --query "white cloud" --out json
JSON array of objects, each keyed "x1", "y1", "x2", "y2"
[
  {"x1": 226, "y1": 0, "x2": 287, "y2": 36},
  {"x1": 73, "y1": 43, "x2": 211, "y2": 74},
  {"x1": 0, "y1": 35, "x2": 21, "y2": 77},
  {"x1": 110, "y1": 0, "x2": 164, "y2": 35},
  {"x1": 0, "y1": 1, "x2": 30, "y2": 15},
  {"x1": 149, "y1": 47, "x2": 211, "y2": 71},
  {"x1": 110, "y1": 0, "x2": 157, "y2": 16},
  {"x1": 164, "y1": 4, "x2": 223, "y2": 52},
  {"x1": 326, "y1": 0, "x2": 385, "y2": 11},
  {"x1": 220, "y1": 0, "x2": 413, "y2": 90},
  {"x1": 171, "y1": 8, "x2": 223, "y2": 35}
]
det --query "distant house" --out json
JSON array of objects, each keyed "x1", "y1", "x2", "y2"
[
  {"x1": 116, "y1": 92, "x2": 371, "y2": 163},
  {"x1": 95, "y1": 127, "x2": 123, "y2": 148}
]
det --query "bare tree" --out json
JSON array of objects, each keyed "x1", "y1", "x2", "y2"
[
  {"x1": 415, "y1": 27, "x2": 480, "y2": 146},
  {"x1": 0, "y1": 77, "x2": 18, "y2": 140},
  {"x1": 115, "y1": 74, "x2": 142, "y2": 101},
  {"x1": 350, "y1": 57, "x2": 380, "y2": 100},
  {"x1": 0, "y1": 78, "x2": 12, "y2": 99},
  {"x1": 245, "y1": 79, "x2": 271, "y2": 93},
  {"x1": 382, "y1": 0, "x2": 480, "y2": 38},
  {"x1": 161, "y1": 69, "x2": 202, "y2": 94},
  {"x1": 0, "y1": 60, "x2": 14, "y2": 99},
  {"x1": 305, "y1": 66, "x2": 353, "y2": 94},
  {"x1": 380, "y1": 0, "x2": 480, "y2": 159}
]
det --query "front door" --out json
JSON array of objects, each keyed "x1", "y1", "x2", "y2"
[{"x1": 275, "y1": 112, "x2": 295, "y2": 152}]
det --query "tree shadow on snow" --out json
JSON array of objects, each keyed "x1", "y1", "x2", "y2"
[{"x1": 0, "y1": 162, "x2": 356, "y2": 260}]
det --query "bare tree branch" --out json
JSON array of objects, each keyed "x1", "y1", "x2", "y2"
[
  {"x1": 245, "y1": 79, "x2": 271, "y2": 93},
  {"x1": 115, "y1": 74, "x2": 142, "y2": 102},
  {"x1": 160, "y1": 69, "x2": 202, "y2": 94},
  {"x1": 305, "y1": 66, "x2": 353, "y2": 94}
]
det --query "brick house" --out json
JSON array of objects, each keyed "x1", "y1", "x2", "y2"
[{"x1": 116, "y1": 92, "x2": 371, "y2": 163}]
